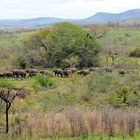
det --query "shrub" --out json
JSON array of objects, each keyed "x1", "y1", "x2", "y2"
[
  {"x1": 32, "y1": 75, "x2": 55, "y2": 91},
  {"x1": 12, "y1": 55, "x2": 27, "y2": 69},
  {"x1": 86, "y1": 71, "x2": 116, "y2": 94},
  {"x1": 13, "y1": 51, "x2": 46, "y2": 69},
  {"x1": 109, "y1": 82, "x2": 140, "y2": 108},
  {"x1": 108, "y1": 86, "x2": 130, "y2": 108},
  {"x1": 129, "y1": 47, "x2": 140, "y2": 57}
]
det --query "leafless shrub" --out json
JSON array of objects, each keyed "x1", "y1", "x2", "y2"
[
  {"x1": 118, "y1": 111, "x2": 137, "y2": 138},
  {"x1": 27, "y1": 109, "x2": 47, "y2": 136},
  {"x1": 101, "y1": 109, "x2": 115, "y2": 137},
  {"x1": 127, "y1": 114, "x2": 136, "y2": 137},
  {"x1": 47, "y1": 112, "x2": 70, "y2": 137},
  {"x1": 87, "y1": 110, "x2": 102, "y2": 135},
  {"x1": 66, "y1": 107, "x2": 88, "y2": 136},
  {"x1": 119, "y1": 111, "x2": 128, "y2": 137},
  {"x1": 9, "y1": 107, "x2": 140, "y2": 138},
  {"x1": 11, "y1": 109, "x2": 47, "y2": 138},
  {"x1": 11, "y1": 120, "x2": 27, "y2": 136}
]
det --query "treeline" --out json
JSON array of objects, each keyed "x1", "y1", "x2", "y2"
[
  {"x1": 106, "y1": 22, "x2": 140, "y2": 29},
  {"x1": 13, "y1": 22, "x2": 101, "y2": 69}
]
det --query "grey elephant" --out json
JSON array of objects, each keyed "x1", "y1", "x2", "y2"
[
  {"x1": 65, "y1": 68, "x2": 77, "y2": 74},
  {"x1": 0, "y1": 73, "x2": 4, "y2": 78},
  {"x1": 63, "y1": 69, "x2": 72, "y2": 77},
  {"x1": 78, "y1": 69, "x2": 90, "y2": 76},
  {"x1": 26, "y1": 68, "x2": 39, "y2": 77},
  {"x1": 119, "y1": 69, "x2": 125, "y2": 76},
  {"x1": 53, "y1": 69, "x2": 64, "y2": 77},
  {"x1": 4, "y1": 72, "x2": 13, "y2": 78},
  {"x1": 104, "y1": 67, "x2": 112, "y2": 73},
  {"x1": 13, "y1": 69, "x2": 26, "y2": 78}
]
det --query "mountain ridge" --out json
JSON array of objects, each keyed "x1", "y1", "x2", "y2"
[{"x1": 0, "y1": 9, "x2": 140, "y2": 26}]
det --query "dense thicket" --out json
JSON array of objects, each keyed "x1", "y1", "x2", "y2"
[{"x1": 13, "y1": 22, "x2": 101, "y2": 68}]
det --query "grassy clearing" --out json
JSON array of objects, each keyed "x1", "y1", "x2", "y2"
[
  {"x1": 99, "y1": 28, "x2": 140, "y2": 47},
  {"x1": 0, "y1": 31, "x2": 35, "y2": 48}
]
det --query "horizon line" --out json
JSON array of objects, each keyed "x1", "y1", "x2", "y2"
[{"x1": 0, "y1": 8, "x2": 139, "y2": 20}]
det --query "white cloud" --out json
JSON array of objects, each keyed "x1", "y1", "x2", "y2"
[{"x1": 0, "y1": 0, "x2": 139, "y2": 19}]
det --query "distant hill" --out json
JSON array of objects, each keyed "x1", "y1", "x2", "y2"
[
  {"x1": 0, "y1": 17, "x2": 67, "y2": 26},
  {"x1": 0, "y1": 9, "x2": 140, "y2": 26},
  {"x1": 82, "y1": 9, "x2": 140, "y2": 23}
]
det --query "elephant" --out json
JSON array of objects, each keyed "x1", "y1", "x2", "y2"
[
  {"x1": 78, "y1": 69, "x2": 90, "y2": 76},
  {"x1": 119, "y1": 69, "x2": 125, "y2": 76},
  {"x1": 26, "y1": 68, "x2": 39, "y2": 77},
  {"x1": 104, "y1": 67, "x2": 112, "y2": 73},
  {"x1": 4, "y1": 72, "x2": 13, "y2": 78},
  {"x1": 65, "y1": 68, "x2": 77, "y2": 74},
  {"x1": 13, "y1": 69, "x2": 26, "y2": 78},
  {"x1": 0, "y1": 73, "x2": 4, "y2": 78},
  {"x1": 89, "y1": 67, "x2": 96, "y2": 72},
  {"x1": 39, "y1": 70, "x2": 51, "y2": 75},
  {"x1": 63, "y1": 70, "x2": 72, "y2": 77},
  {"x1": 53, "y1": 69, "x2": 64, "y2": 77}
]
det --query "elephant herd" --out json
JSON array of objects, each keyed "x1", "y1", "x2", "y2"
[
  {"x1": 0, "y1": 67, "x2": 138, "y2": 79},
  {"x1": 0, "y1": 69, "x2": 51, "y2": 79},
  {"x1": 53, "y1": 68, "x2": 91, "y2": 77},
  {"x1": 53, "y1": 67, "x2": 127, "y2": 77},
  {"x1": 0, "y1": 67, "x2": 93, "y2": 79}
]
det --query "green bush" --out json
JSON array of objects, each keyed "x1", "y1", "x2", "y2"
[
  {"x1": 86, "y1": 71, "x2": 117, "y2": 93},
  {"x1": 109, "y1": 85, "x2": 140, "y2": 108},
  {"x1": 109, "y1": 86, "x2": 130, "y2": 108},
  {"x1": 32, "y1": 75, "x2": 55, "y2": 91},
  {"x1": 129, "y1": 47, "x2": 140, "y2": 57},
  {"x1": 13, "y1": 55, "x2": 27, "y2": 69}
]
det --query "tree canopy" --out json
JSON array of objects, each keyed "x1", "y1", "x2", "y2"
[{"x1": 15, "y1": 22, "x2": 101, "y2": 68}]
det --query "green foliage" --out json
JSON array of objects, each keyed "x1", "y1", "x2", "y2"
[
  {"x1": 109, "y1": 81, "x2": 140, "y2": 108},
  {"x1": 0, "y1": 80, "x2": 15, "y2": 88},
  {"x1": 109, "y1": 86, "x2": 130, "y2": 108},
  {"x1": 129, "y1": 47, "x2": 140, "y2": 57},
  {"x1": 32, "y1": 75, "x2": 55, "y2": 91},
  {"x1": 12, "y1": 55, "x2": 27, "y2": 69},
  {"x1": 46, "y1": 22, "x2": 101, "y2": 68},
  {"x1": 62, "y1": 54, "x2": 80, "y2": 68},
  {"x1": 86, "y1": 71, "x2": 116, "y2": 93},
  {"x1": 20, "y1": 22, "x2": 101, "y2": 68}
]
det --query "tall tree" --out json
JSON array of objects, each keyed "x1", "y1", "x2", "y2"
[
  {"x1": 19, "y1": 22, "x2": 101, "y2": 68},
  {"x1": 0, "y1": 88, "x2": 24, "y2": 133},
  {"x1": 45, "y1": 22, "x2": 101, "y2": 68}
]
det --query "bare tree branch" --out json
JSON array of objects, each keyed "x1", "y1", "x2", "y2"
[{"x1": 0, "y1": 87, "x2": 24, "y2": 133}]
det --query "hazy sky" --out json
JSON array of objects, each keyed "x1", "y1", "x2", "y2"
[{"x1": 0, "y1": 0, "x2": 140, "y2": 19}]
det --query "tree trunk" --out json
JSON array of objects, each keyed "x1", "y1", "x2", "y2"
[{"x1": 6, "y1": 104, "x2": 9, "y2": 134}]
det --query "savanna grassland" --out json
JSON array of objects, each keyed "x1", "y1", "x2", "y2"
[{"x1": 0, "y1": 23, "x2": 140, "y2": 140}]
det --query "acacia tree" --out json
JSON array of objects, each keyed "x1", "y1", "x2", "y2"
[
  {"x1": 0, "y1": 87, "x2": 23, "y2": 133},
  {"x1": 20, "y1": 22, "x2": 101, "y2": 68},
  {"x1": 45, "y1": 22, "x2": 101, "y2": 68}
]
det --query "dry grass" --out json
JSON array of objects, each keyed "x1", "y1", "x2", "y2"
[{"x1": 9, "y1": 108, "x2": 140, "y2": 139}]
